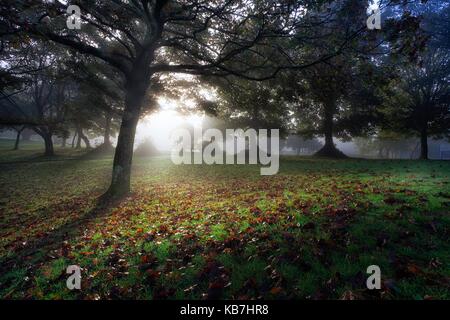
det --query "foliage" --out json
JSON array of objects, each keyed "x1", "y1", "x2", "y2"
[{"x1": 380, "y1": 49, "x2": 450, "y2": 140}]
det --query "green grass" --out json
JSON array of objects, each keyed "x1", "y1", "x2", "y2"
[
  {"x1": 0, "y1": 146, "x2": 449, "y2": 300},
  {"x1": 0, "y1": 138, "x2": 88, "y2": 163}
]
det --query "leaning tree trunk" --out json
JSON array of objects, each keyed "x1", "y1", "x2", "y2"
[
  {"x1": 76, "y1": 126, "x2": 91, "y2": 149},
  {"x1": 80, "y1": 131, "x2": 91, "y2": 149},
  {"x1": 76, "y1": 134, "x2": 82, "y2": 149},
  {"x1": 315, "y1": 101, "x2": 346, "y2": 158},
  {"x1": 420, "y1": 126, "x2": 428, "y2": 160},
  {"x1": 71, "y1": 132, "x2": 77, "y2": 148},
  {"x1": 13, "y1": 127, "x2": 24, "y2": 150},
  {"x1": 33, "y1": 127, "x2": 54, "y2": 156}
]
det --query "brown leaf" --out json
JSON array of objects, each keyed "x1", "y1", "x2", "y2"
[{"x1": 270, "y1": 287, "x2": 283, "y2": 295}]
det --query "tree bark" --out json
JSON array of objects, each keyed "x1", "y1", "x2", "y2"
[
  {"x1": 103, "y1": 107, "x2": 140, "y2": 198},
  {"x1": 43, "y1": 132, "x2": 54, "y2": 156},
  {"x1": 104, "y1": 114, "x2": 112, "y2": 146},
  {"x1": 102, "y1": 73, "x2": 149, "y2": 199},
  {"x1": 420, "y1": 126, "x2": 428, "y2": 160},
  {"x1": 315, "y1": 101, "x2": 347, "y2": 158},
  {"x1": 80, "y1": 131, "x2": 91, "y2": 149},
  {"x1": 76, "y1": 126, "x2": 91, "y2": 149},
  {"x1": 33, "y1": 127, "x2": 54, "y2": 156},
  {"x1": 13, "y1": 127, "x2": 24, "y2": 150},
  {"x1": 71, "y1": 132, "x2": 77, "y2": 148},
  {"x1": 324, "y1": 103, "x2": 334, "y2": 148},
  {"x1": 76, "y1": 134, "x2": 82, "y2": 149}
]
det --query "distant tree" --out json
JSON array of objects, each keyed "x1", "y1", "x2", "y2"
[
  {"x1": 284, "y1": 0, "x2": 426, "y2": 158},
  {"x1": 134, "y1": 138, "x2": 160, "y2": 157},
  {"x1": 380, "y1": 49, "x2": 450, "y2": 159},
  {"x1": 56, "y1": 128, "x2": 70, "y2": 148},
  {"x1": 0, "y1": 40, "x2": 76, "y2": 155},
  {"x1": 11, "y1": 125, "x2": 26, "y2": 150},
  {"x1": 66, "y1": 58, "x2": 124, "y2": 150},
  {"x1": 354, "y1": 131, "x2": 418, "y2": 159},
  {"x1": 0, "y1": 96, "x2": 29, "y2": 150},
  {"x1": 282, "y1": 135, "x2": 322, "y2": 155},
  {"x1": 291, "y1": 57, "x2": 353, "y2": 158},
  {"x1": 25, "y1": 46, "x2": 73, "y2": 155}
]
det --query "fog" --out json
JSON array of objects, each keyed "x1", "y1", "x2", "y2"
[{"x1": 2, "y1": 114, "x2": 449, "y2": 160}]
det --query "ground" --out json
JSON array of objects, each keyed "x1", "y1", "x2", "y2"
[{"x1": 0, "y1": 139, "x2": 449, "y2": 299}]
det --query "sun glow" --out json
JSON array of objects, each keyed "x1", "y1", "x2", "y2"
[{"x1": 136, "y1": 109, "x2": 204, "y2": 152}]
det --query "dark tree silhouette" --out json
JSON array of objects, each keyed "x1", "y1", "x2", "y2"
[{"x1": 380, "y1": 49, "x2": 450, "y2": 159}]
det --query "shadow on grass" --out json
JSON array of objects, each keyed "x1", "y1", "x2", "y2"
[
  {"x1": 79, "y1": 144, "x2": 115, "y2": 160},
  {"x1": 0, "y1": 195, "x2": 121, "y2": 276}
]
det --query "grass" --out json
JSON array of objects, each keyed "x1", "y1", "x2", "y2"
[
  {"x1": 0, "y1": 138, "x2": 90, "y2": 163},
  {"x1": 0, "y1": 139, "x2": 449, "y2": 299}
]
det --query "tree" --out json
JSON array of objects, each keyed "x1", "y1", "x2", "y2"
[
  {"x1": 279, "y1": 0, "x2": 425, "y2": 158},
  {"x1": 25, "y1": 45, "x2": 73, "y2": 156},
  {"x1": 282, "y1": 135, "x2": 322, "y2": 155},
  {"x1": 291, "y1": 57, "x2": 354, "y2": 157},
  {"x1": 379, "y1": 48, "x2": 450, "y2": 159},
  {"x1": 134, "y1": 138, "x2": 160, "y2": 157},
  {"x1": 66, "y1": 58, "x2": 124, "y2": 150},
  {"x1": 354, "y1": 131, "x2": 418, "y2": 159},
  {"x1": 12, "y1": 125, "x2": 26, "y2": 150},
  {"x1": 212, "y1": 78, "x2": 291, "y2": 136},
  {"x1": 0, "y1": 38, "x2": 77, "y2": 156},
  {"x1": 0, "y1": 95, "x2": 29, "y2": 150}
]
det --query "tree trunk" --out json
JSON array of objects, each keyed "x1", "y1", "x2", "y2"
[
  {"x1": 102, "y1": 74, "x2": 149, "y2": 199},
  {"x1": 76, "y1": 126, "x2": 91, "y2": 149},
  {"x1": 76, "y1": 134, "x2": 82, "y2": 149},
  {"x1": 71, "y1": 132, "x2": 77, "y2": 148},
  {"x1": 315, "y1": 101, "x2": 346, "y2": 158},
  {"x1": 33, "y1": 127, "x2": 54, "y2": 156},
  {"x1": 80, "y1": 132, "x2": 91, "y2": 149},
  {"x1": 13, "y1": 127, "x2": 24, "y2": 150},
  {"x1": 103, "y1": 107, "x2": 140, "y2": 198},
  {"x1": 104, "y1": 114, "x2": 112, "y2": 146},
  {"x1": 61, "y1": 137, "x2": 67, "y2": 148},
  {"x1": 420, "y1": 126, "x2": 428, "y2": 160},
  {"x1": 43, "y1": 133, "x2": 54, "y2": 156}
]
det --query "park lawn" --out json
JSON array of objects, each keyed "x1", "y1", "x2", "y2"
[
  {"x1": 0, "y1": 138, "x2": 88, "y2": 163},
  {"x1": 0, "y1": 149, "x2": 449, "y2": 299}
]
